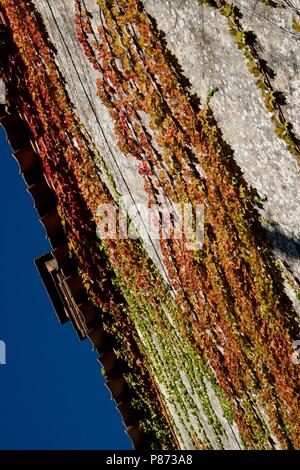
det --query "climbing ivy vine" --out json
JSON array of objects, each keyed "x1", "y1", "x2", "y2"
[
  {"x1": 197, "y1": 0, "x2": 300, "y2": 162},
  {"x1": 1, "y1": 0, "x2": 299, "y2": 450},
  {"x1": 75, "y1": 0, "x2": 300, "y2": 449}
]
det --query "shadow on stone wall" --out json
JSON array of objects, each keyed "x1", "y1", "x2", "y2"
[{"x1": 266, "y1": 226, "x2": 300, "y2": 261}]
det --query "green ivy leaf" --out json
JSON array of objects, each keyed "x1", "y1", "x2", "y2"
[
  {"x1": 247, "y1": 59, "x2": 261, "y2": 77},
  {"x1": 292, "y1": 17, "x2": 300, "y2": 33},
  {"x1": 206, "y1": 86, "x2": 219, "y2": 104}
]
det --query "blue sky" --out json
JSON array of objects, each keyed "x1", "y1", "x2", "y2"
[{"x1": 0, "y1": 126, "x2": 131, "y2": 450}]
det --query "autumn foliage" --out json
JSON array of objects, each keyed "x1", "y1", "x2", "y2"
[
  {"x1": 0, "y1": 0, "x2": 299, "y2": 449},
  {"x1": 75, "y1": 0, "x2": 300, "y2": 448}
]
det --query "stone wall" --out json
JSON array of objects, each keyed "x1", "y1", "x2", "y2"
[
  {"x1": 144, "y1": 0, "x2": 300, "y2": 282},
  {"x1": 36, "y1": 0, "x2": 300, "y2": 291},
  {"x1": 3, "y1": 0, "x2": 298, "y2": 449}
]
